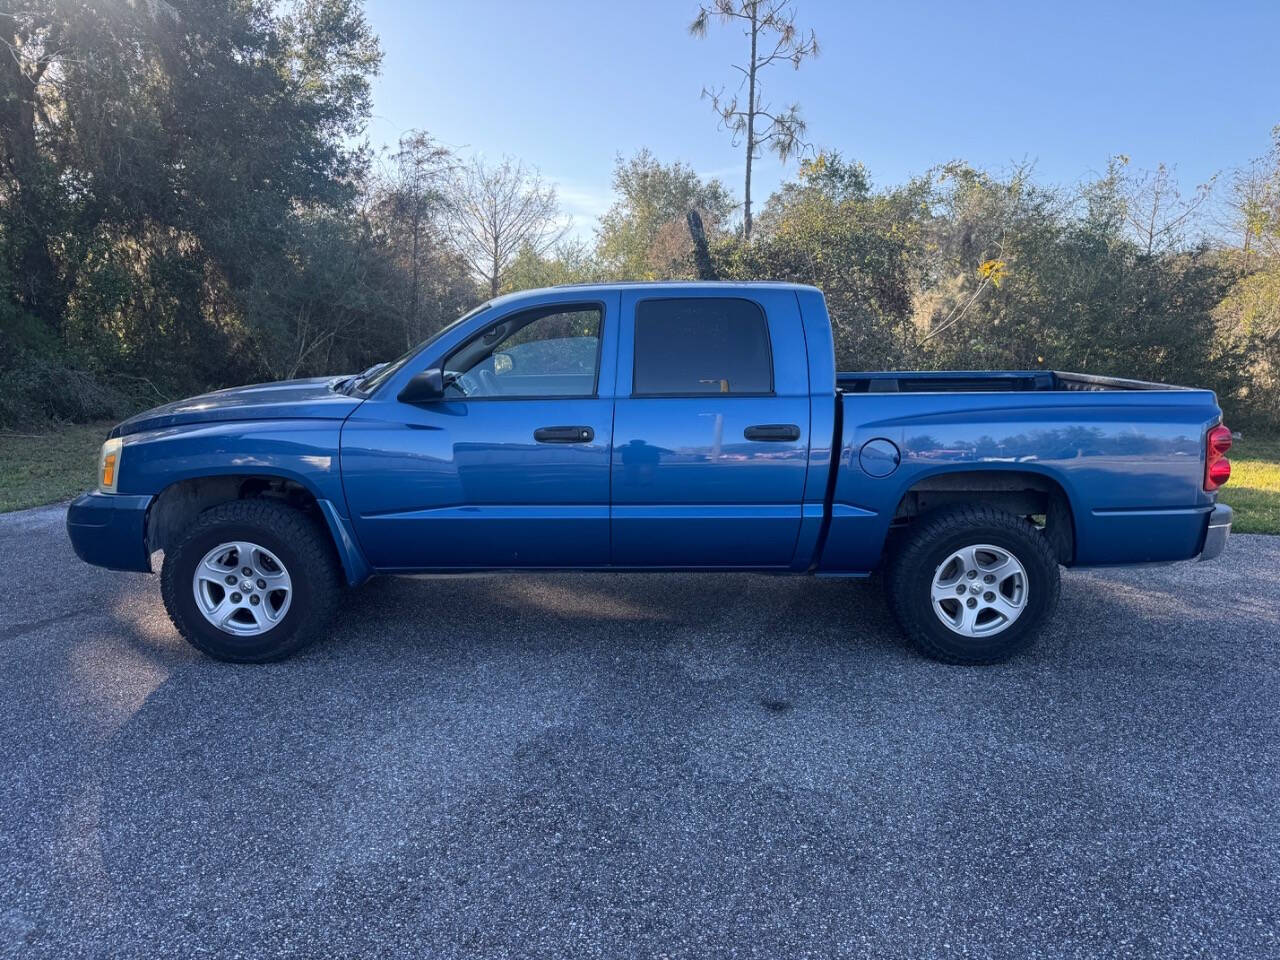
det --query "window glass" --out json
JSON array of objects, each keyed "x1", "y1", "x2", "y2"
[
  {"x1": 444, "y1": 305, "x2": 601, "y2": 398},
  {"x1": 633, "y1": 298, "x2": 773, "y2": 395},
  {"x1": 357, "y1": 301, "x2": 489, "y2": 394}
]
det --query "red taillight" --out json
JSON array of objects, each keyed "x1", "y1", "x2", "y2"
[
  {"x1": 1207, "y1": 457, "x2": 1232, "y2": 488},
  {"x1": 1208, "y1": 425, "x2": 1233, "y2": 457},
  {"x1": 1205, "y1": 424, "x2": 1233, "y2": 491}
]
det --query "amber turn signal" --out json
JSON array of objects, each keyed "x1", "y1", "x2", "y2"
[{"x1": 98, "y1": 437, "x2": 122, "y2": 493}]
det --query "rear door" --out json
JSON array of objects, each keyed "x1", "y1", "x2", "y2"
[{"x1": 610, "y1": 289, "x2": 811, "y2": 567}]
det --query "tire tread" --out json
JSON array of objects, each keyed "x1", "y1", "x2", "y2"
[
  {"x1": 885, "y1": 504, "x2": 1060, "y2": 665},
  {"x1": 160, "y1": 500, "x2": 342, "y2": 662}
]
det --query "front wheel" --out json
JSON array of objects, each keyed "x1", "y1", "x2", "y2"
[
  {"x1": 885, "y1": 505, "x2": 1061, "y2": 664},
  {"x1": 160, "y1": 500, "x2": 342, "y2": 662}
]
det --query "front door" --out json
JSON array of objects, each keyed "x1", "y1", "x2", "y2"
[
  {"x1": 342, "y1": 299, "x2": 616, "y2": 570},
  {"x1": 610, "y1": 290, "x2": 811, "y2": 567}
]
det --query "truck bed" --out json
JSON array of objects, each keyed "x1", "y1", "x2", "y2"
[
  {"x1": 837, "y1": 370, "x2": 1187, "y2": 394},
  {"x1": 824, "y1": 368, "x2": 1222, "y2": 574}
]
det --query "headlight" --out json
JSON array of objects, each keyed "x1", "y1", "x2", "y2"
[{"x1": 98, "y1": 437, "x2": 122, "y2": 493}]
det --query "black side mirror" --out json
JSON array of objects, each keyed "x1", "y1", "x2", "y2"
[{"x1": 398, "y1": 367, "x2": 445, "y2": 403}]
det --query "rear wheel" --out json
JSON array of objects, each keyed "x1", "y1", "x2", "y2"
[
  {"x1": 161, "y1": 500, "x2": 342, "y2": 662},
  {"x1": 885, "y1": 505, "x2": 1060, "y2": 664}
]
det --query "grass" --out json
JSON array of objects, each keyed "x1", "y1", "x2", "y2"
[
  {"x1": 1, "y1": 421, "x2": 1277, "y2": 534},
  {"x1": 1217, "y1": 435, "x2": 1280, "y2": 535},
  {"x1": 0, "y1": 422, "x2": 111, "y2": 512}
]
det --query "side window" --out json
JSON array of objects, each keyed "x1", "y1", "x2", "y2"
[
  {"x1": 633, "y1": 298, "x2": 773, "y2": 396},
  {"x1": 444, "y1": 305, "x2": 602, "y2": 399}
]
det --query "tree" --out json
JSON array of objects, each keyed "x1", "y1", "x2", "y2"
[
  {"x1": 501, "y1": 240, "x2": 603, "y2": 292},
  {"x1": 0, "y1": 0, "x2": 387, "y2": 422},
  {"x1": 1215, "y1": 266, "x2": 1280, "y2": 427},
  {"x1": 0, "y1": 0, "x2": 154, "y2": 328},
  {"x1": 690, "y1": 0, "x2": 819, "y2": 240},
  {"x1": 1118, "y1": 159, "x2": 1216, "y2": 256},
  {"x1": 909, "y1": 162, "x2": 1239, "y2": 405},
  {"x1": 1223, "y1": 126, "x2": 1280, "y2": 270},
  {"x1": 378, "y1": 131, "x2": 457, "y2": 344},
  {"x1": 446, "y1": 157, "x2": 566, "y2": 297},
  {"x1": 1213, "y1": 127, "x2": 1280, "y2": 427},
  {"x1": 596, "y1": 149, "x2": 734, "y2": 278},
  {"x1": 714, "y1": 160, "x2": 920, "y2": 368},
  {"x1": 755, "y1": 151, "x2": 870, "y2": 235}
]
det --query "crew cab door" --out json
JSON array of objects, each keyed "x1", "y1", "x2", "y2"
[
  {"x1": 610, "y1": 289, "x2": 810, "y2": 567},
  {"x1": 341, "y1": 296, "x2": 617, "y2": 569}
]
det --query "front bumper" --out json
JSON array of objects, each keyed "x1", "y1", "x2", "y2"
[
  {"x1": 66, "y1": 491, "x2": 154, "y2": 573},
  {"x1": 1198, "y1": 504, "x2": 1232, "y2": 562}
]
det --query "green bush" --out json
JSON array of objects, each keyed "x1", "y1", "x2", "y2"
[{"x1": 0, "y1": 351, "x2": 136, "y2": 427}]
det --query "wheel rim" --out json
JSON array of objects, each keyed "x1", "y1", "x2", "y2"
[
  {"x1": 930, "y1": 543, "x2": 1028, "y2": 638},
  {"x1": 192, "y1": 541, "x2": 292, "y2": 637}
]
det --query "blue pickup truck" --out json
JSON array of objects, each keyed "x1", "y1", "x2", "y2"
[{"x1": 67, "y1": 282, "x2": 1234, "y2": 664}]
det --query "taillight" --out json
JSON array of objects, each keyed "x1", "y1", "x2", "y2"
[{"x1": 1205, "y1": 424, "x2": 1232, "y2": 491}]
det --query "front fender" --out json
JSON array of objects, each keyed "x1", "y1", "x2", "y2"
[
  {"x1": 108, "y1": 419, "x2": 372, "y2": 586},
  {"x1": 116, "y1": 419, "x2": 349, "y2": 508}
]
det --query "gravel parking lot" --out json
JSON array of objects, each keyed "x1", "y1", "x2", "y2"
[{"x1": 1, "y1": 504, "x2": 1277, "y2": 959}]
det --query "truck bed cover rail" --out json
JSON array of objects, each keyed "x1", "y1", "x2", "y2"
[{"x1": 837, "y1": 370, "x2": 1188, "y2": 393}]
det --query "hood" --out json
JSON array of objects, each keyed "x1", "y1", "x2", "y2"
[{"x1": 111, "y1": 376, "x2": 363, "y2": 438}]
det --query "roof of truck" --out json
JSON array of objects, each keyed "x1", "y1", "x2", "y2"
[
  {"x1": 549, "y1": 280, "x2": 821, "y2": 292},
  {"x1": 471, "y1": 281, "x2": 822, "y2": 316}
]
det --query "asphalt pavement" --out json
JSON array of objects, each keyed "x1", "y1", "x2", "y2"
[{"x1": 1, "y1": 503, "x2": 1277, "y2": 959}]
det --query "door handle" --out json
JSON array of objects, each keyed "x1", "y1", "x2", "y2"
[
  {"x1": 744, "y1": 423, "x2": 801, "y2": 442},
  {"x1": 534, "y1": 425, "x2": 594, "y2": 443}
]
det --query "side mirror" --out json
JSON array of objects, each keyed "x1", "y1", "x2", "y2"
[{"x1": 398, "y1": 367, "x2": 445, "y2": 403}]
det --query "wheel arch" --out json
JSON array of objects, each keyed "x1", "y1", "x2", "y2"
[
  {"x1": 146, "y1": 473, "x2": 371, "y2": 585},
  {"x1": 890, "y1": 467, "x2": 1076, "y2": 564}
]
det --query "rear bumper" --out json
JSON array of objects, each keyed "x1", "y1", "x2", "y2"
[
  {"x1": 1197, "y1": 504, "x2": 1232, "y2": 562},
  {"x1": 66, "y1": 491, "x2": 154, "y2": 573}
]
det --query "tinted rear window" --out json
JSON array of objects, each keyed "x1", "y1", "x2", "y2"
[{"x1": 633, "y1": 298, "x2": 773, "y2": 395}]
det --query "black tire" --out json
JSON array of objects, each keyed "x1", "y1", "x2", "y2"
[
  {"x1": 885, "y1": 504, "x2": 1060, "y2": 665},
  {"x1": 160, "y1": 500, "x2": 342, "y2": 663}
]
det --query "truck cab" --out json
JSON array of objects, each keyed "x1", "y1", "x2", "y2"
[{"x1": 342, "y1": 284, "x2": 826, "y2": 571}]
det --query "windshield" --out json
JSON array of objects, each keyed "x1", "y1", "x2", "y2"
[{"x1": 355, "y1": 302, "x2": 491, "y2": 394}]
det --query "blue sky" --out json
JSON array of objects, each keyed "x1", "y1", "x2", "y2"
[{"x1": 363, "y1": 0, "x2": 1279, "y2": 240}]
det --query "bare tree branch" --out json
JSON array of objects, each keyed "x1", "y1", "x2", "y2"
[
  {"x1": 690, "y1": 0, "x2": 819, "y2": 239},
  {"x1": 1120, "y1": 160, "x2": 1217, "y2": 256},
  {"x1": 445, "y1": 157, "x2": 568, "y2": 297}
]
